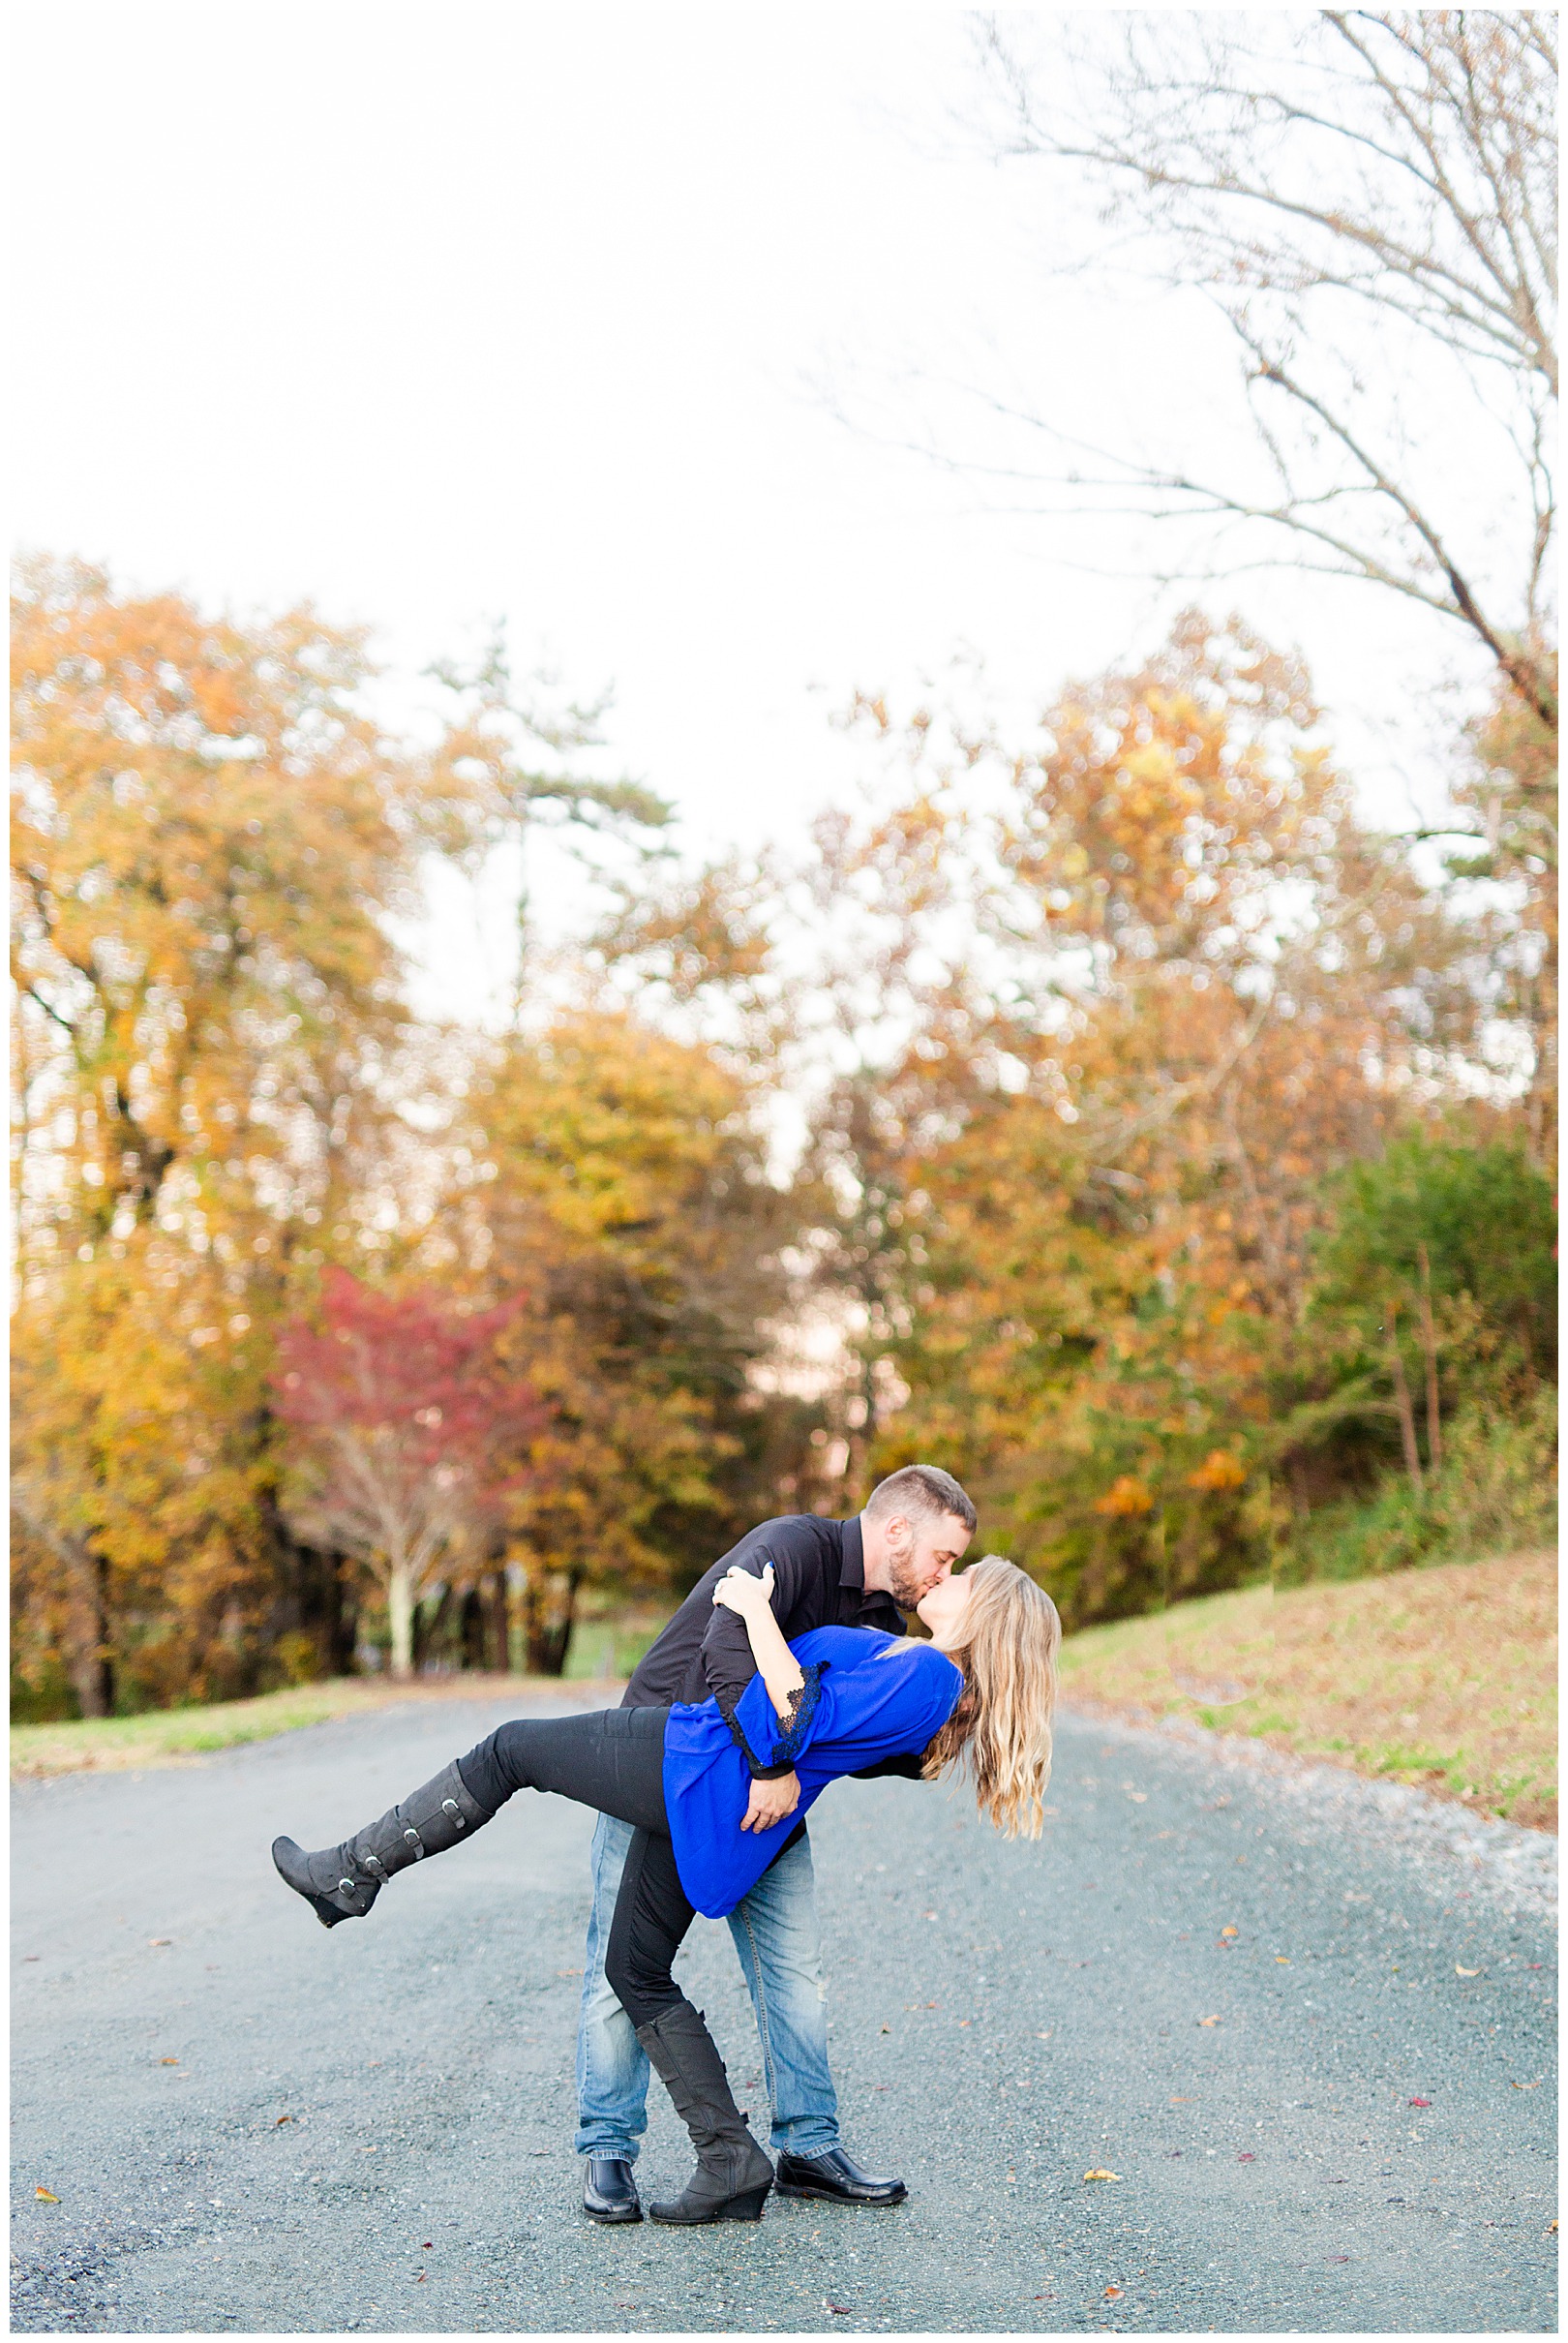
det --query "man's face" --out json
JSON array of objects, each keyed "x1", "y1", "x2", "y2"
[{"x1": 883, "y1": 1511, "x2": 973, "y2": 1608}]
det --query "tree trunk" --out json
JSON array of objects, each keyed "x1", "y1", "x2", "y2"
[
  {"x1": 461, "y1": 1584, "x2": 486, "y2": 1672},
  {"x1": 89, "y1": 1552, "x2": 115, "y2": 1718},
  {"x1": 486, "y1": 1572, "x2": 510, "y2": 1673},
  {"x1": 1386, "y1": 1307, "x2": 1424, "y2": 1498},
  {"x1": 1415, "y1": 1244, "x2": 1443, "y2": 1474},
  {"x1": 417, "y1": 1584, "x2": 456, "y2": 1672},
  {"x1": 523, "y1": 1567, "x2": 582, "y2": 1677},
  {"x1": 388, "y1": 1560, "x2": 415, "y2": 1680}
]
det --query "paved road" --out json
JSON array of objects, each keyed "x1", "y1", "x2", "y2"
[{"x1": 11, "y1": 1690, "x2": 1556, "y2": 2333}]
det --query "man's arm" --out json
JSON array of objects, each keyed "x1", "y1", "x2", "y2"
[{"x1": 698, "y1": 1531, "x2": 814, "y2": 1781}]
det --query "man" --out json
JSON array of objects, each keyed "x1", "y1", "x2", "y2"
[{"x1": 575, "y1": 1463, "x2": 977, "y2": 2223}]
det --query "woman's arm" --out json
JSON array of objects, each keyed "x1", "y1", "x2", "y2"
[{"x1": 710, "y1": 1565, "x2": 806, "y2": 1720}]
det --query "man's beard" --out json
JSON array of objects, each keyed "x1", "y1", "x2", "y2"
[{"x1": 884, "y1": 1538, "x2": 933, "y2": 1609}]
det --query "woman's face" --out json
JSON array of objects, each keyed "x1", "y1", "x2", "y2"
[{"x1": 917, "y1": 1568, "x2": 975, "y2": 1652}]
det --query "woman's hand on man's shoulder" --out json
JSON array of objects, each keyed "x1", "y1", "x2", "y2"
[{"x1": 712, "y1": 1562, "x2": 774, "y2": 1616}]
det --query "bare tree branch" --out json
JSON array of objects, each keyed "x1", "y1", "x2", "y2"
[{"x1": 952, "y1": 9, "x2": 1557, "y2": 724}]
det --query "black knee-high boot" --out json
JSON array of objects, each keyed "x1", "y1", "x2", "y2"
[
  {"x1": 635, "y1": 1999, "x2": 774, "y2": 2224},
  {"x1": 271, "y1": 1759, "x2": 492, "y2": 1929}
]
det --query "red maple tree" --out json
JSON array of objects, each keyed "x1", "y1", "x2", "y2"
[{"x1": 272, "y1": 1270, "x2": 548, "y2": 1677}]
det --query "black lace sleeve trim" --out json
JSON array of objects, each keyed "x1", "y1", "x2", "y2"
[
  {"x1": 771, "y1": 1662, "x2": 824, "y2": 1765},
  {"x1": 714, "y1": 1687, "x2": 765, "y2": 1771}
]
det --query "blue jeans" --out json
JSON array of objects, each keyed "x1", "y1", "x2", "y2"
[{"x1": 574, "y1": 1812, "x2": 840, "y2": 2161}]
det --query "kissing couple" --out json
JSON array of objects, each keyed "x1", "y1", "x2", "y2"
[{"x1": 272, "y1": 1465, "x2": 1061, "y2": 2226}]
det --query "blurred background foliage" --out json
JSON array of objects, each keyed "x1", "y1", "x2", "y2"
[
  {"x1": 12, "y1": 561, "x2": 1553, "y2": 1717},
  {"x1": 13, "y1": 15, "x2": 1553, "y2": 1724}
]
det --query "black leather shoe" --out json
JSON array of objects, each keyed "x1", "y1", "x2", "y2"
[
  {"x1": 774, "y1": 2148, "x2": 907, "y2": 2206},
  {"x1": 583, "y1": 2156, "x2": 642, "y2": 2223}
]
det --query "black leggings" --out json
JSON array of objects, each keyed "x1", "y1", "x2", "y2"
[{"x1": 456, "y1": 1707, "x2": 699, "y2": 2031}]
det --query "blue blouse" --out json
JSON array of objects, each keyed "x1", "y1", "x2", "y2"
[{"x1": 661, "y1": 1626, "x2": 964, "y2": 1917}]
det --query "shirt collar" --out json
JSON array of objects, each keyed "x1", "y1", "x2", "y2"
[{"x1": 839, "y1": 1514, "x2": 866, "y2": 1591}]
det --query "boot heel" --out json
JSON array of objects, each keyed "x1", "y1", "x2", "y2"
[{"x1": 719, "y1": 2183, "x2": 771, "y2": 2222}]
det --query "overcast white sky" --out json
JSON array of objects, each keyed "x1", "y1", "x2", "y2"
[{"x1": 15, "y1": 6, "x2": 1499, "y2": 1029}]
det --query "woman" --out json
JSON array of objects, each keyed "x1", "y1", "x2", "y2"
[{"x1": 272, "y1": 1554, "x2": 1060, "y2": 2225}]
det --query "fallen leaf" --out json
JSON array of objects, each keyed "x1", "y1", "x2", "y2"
[
  {"x1": 1168, "y1": 2095, "x2": 1191, "y2": 2103},
  {"x1": 880, "y1": 2024, "x2": 890, "y2": 2034},
  {"x1": 413, "y1": 2273, "x2": 427, "y2": 2284},
  {"x1": 1104, "y1": 2285, "x2": 1124, "y2": 2297},
  {"x1": 1237, "y1": 2151, "x2": 1255, "y2": 2161},
  {"x1": 1511, "y1": 2079, "x2": 1543, "y2": 2091},
  {"x1": 274, "y1": 2115, "x2": 294, "y2": 2126},
  {"x1": 35, "y1": 2187, "x2": 59, "y2": 2203},
  {"x1": 1327, "y1": 2254, "x2": 1349, "y2": 2264},
  {"x1": 1549, "y1": 2220, "x2": 1558, "y2": 2234},
  {"x1": 422, "y1": 2243, "x2": 433, "y2": 2251},
  {"x1": 1082, "y1": 2169, "x2": 1120, "y2": 2182},
  {"x1": 1408, "y1": 2097, "x2": 1432, "y2": 2107},
  {"x1": 1456, "y1": 1965, "x2": 1480, "y2": 1977},
  {"x1": 1198, "y1": 2014, "x2": 1222, "y2": 2026},
  {"x1": 1275, "y1": 1957, "x2": 1291, "y2": 1964},
  {"x1": 826, "y1": 2303, "x2": 852, "y2": 2318},
  {"x1": 1220, "y1": 1926, "x2": 1239, "y2": 1939},
  {"x1": 149, "y1": 1938, "x2": 171, "y2": 1948},
  {"x1": 160, "y1": 2057, "x2": 179, "y2": 2067}
]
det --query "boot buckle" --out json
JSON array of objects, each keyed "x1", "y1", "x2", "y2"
[
  {"x1": 404, "y1": 1826, "x2": 426, "y2": 1858},
  {"x1": 441, "y1": 1799, "x2": 466, "y2": 1831}
]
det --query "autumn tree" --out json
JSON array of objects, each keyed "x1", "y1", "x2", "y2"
[
  {"x1": 272, "y1": 1272, "x2": 547, "y2": 1678},
  {"x1": 8, "y1": 562, "x2": 828, "y2": 1711},
  {"x1": 425, "y1": 1006, "x2": 820, "y2": 1668},
  {"x1": 10, "y1": 558, "x2": 425, "y2": 1709},
  {"x1": 802, "y1": 615, "x2": 1485, "y2": 1621}
]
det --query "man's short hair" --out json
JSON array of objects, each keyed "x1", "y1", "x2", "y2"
[{"x1": 864, "y1": 1464, "x2": 978, "y2": 1536}]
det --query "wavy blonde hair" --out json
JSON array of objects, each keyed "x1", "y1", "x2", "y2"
[{"x1": 921, "y1": 1555, "x2": 1061, "y2": 1839}]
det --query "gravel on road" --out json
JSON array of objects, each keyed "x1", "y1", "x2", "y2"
[{"x1": 11, "y1": 1689, "x2": 1557, "y2": 2334}]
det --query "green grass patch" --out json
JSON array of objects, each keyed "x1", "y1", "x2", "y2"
[{"x1": 10, "y1": 1673, "x2": 575, "y2": 1780}]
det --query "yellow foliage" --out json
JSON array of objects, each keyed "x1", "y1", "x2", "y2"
[{"x1": 1094, "y1": 1476, "x2": 1156, "y2": 1518}]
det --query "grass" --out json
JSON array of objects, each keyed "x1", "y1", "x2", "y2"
[
  {"x1": 9, "y1": 1670, "x2": 609, "y2": 1781},
  {"x1": 1056, "y1": 1547, "x2": 1557, "y2": 1832}
]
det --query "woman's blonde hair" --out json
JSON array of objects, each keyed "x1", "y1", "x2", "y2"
[{"x1": 920, "y1": 1555, "x2": 1061, "y2": 1839}]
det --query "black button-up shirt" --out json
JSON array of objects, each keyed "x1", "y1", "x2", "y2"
[{"x1": 622, "y1": 1513, "x2": 912, "y2": 1780}]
